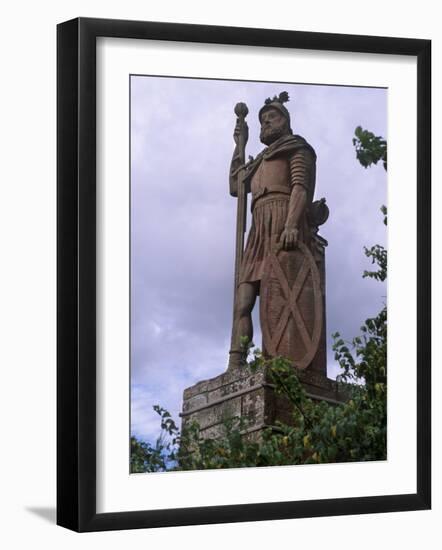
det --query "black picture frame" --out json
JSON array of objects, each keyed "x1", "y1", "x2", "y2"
[{"x1": 57, "y1": 17, "x2": 431, "y2": 532}]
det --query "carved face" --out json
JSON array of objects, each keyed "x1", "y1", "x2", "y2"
[{"x1": 259, "y1": 108, "x2": 290, "y2": 145}]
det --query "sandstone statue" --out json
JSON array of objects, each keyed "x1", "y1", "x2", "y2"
[
  {"x1": 181, "y1": 93, "x2": 334, "y2": 440},
  {"x1": 228, "y1": 92, "x2": 329, "y2": 371}
]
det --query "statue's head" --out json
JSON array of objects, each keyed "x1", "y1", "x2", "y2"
[{"x1": 259, "y1": 91, "x2": 292, "y2": 145}]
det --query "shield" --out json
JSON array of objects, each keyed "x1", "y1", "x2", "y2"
[{"x1": 260, "y1": 242, "x2": 323, "y2": 369}]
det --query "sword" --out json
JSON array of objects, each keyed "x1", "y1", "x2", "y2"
[{"x1": 233, "y1": 102, "x2": 249, "y2": 293}]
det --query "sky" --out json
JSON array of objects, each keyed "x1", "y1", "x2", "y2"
[{"x1": 130, "y1": 75, "x2": 387, "y2": 444}]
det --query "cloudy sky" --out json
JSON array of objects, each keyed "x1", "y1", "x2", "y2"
[{"x1": 130, "y1": 75, "x2": 387, "y2": 444}]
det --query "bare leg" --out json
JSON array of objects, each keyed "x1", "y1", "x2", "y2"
[{"x1": 228, "y1": 282, "x2": 259, "y2": 368}]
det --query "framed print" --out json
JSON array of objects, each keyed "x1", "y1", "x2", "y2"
[{"x1": 57, "y1": 17, "x2": 431, "y2": 532}]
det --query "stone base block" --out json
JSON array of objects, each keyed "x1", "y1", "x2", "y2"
[{"x1": 180, "y1": 365, "x2": 346, "y2": 442}]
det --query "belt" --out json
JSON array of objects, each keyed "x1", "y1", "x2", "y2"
[{"x1": 251, "y1": 185, "x2": 290, "y2": 211}]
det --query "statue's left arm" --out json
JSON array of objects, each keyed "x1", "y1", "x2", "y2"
[{"x1": 280, "y1": 147, "x2": 315, "y2": 250}]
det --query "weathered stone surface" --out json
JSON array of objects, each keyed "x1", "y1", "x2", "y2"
[
  {"x1": 180, "y1": 364, "x2": 345, "y2": 441},
  {"x1": 180, "y1": 94, "x2": 344, "y2": 445},
  {"x1": 260, "y1": 242, "x2": 323, "y2": 370},
  {"x1": 228, "y1": 92, "x2": 329, "y2": 373}
]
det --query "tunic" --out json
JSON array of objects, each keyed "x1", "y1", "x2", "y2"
[{"x1": 238, "y1": 134, "x2": 316, "y2": 286}]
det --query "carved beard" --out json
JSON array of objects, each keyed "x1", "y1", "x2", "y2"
[{"x1": 260, "y1": 124, "x2": 289, "y2": 146}]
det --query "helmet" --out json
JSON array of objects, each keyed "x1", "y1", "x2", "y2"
[{"x1": 258, "y1": 91, "x2": 292, "y2": 132}]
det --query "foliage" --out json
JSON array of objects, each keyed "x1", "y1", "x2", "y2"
[
  {"x1": 353, "y1": 127, "x2": 387, "y2": 281},
  {"x1": 130, "y1": 406, "x2": 179, "y2": 473},
  {"x1": 363, "y1": 205, "x2": 387, "y2": 282},
  {"x1": 353, "y1": 126, "x2": 387, "y2": 170},
  {"x1": 265, "y1": 358, "x2": 385, "y2": 464}
]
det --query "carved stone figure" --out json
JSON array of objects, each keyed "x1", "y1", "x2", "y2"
[
  {"x1": 228, "y1": 92, "x2": 329, "y2": 371},
  {"x1": 181, "y1": 93, "x2": 336, "y2": 441}
]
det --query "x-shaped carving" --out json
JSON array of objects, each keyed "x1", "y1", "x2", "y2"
[{"x1": 265, "y1": 251, "x2": 312, "y2": 355}]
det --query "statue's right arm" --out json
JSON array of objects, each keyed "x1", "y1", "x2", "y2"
[
  {"x1": 229, "y1": 119, "x2": 250, "y2": 196},
  {"x1": 229, "y1": 145, "x2": 241, "y2": 197}
]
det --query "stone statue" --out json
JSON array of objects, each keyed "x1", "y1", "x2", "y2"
[
  {"x1": 181, "y1": 94, "x2": 336, "y2": 440},
  {"x1": 228, "y1": 92, "x2": 329, "y2": 371}
]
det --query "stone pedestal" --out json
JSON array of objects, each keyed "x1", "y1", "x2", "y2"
[{"x1": 180, "y1": 364, "x2": 345, "y2": 442}]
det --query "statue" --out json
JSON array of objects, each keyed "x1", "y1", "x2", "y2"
[
  {"x1": 228, "y1": 92, "x2": 329, "y2": 371},
  {"x1": 181, "y1": 93, "x2": 336, "y2": 441}
]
